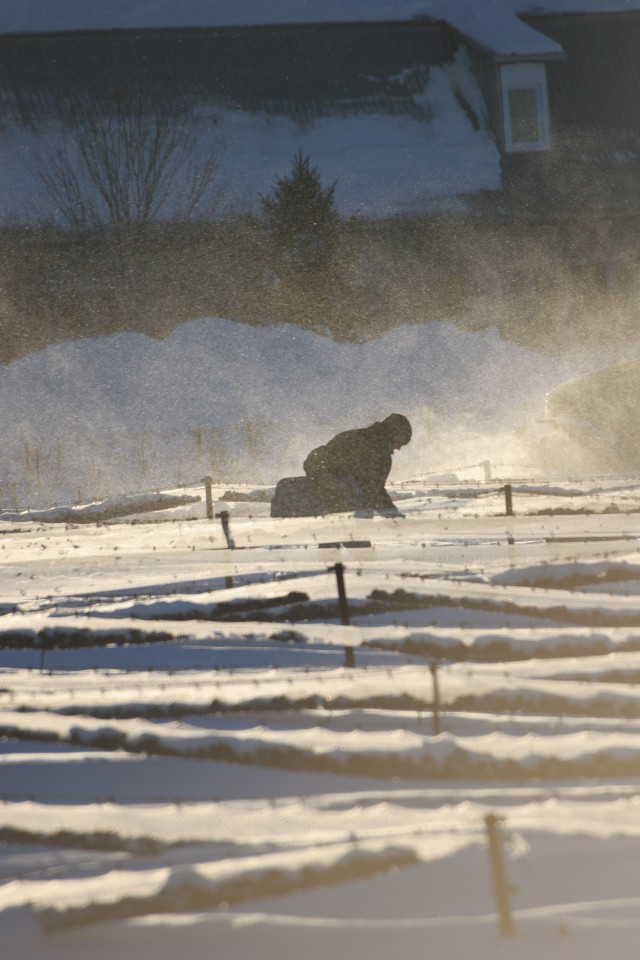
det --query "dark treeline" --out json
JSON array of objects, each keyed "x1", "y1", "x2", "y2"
[{"x1": 2, "y1": 213, "x2": 639, "y2": 365}]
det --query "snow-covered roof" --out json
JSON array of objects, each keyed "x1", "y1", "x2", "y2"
[{"x1": 1, "y1": 1, "x2": 640, "y2": 59}]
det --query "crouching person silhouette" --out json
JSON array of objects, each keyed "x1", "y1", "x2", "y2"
[
  {"x1": 302, "y1": 413, "x2": 412, "y2": 514},
  {"x1": 270, "y1": 414, "x2": 412, "y2": 518}
]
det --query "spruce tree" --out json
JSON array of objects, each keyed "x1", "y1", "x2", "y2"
[{"x1": 260, "y1": 151, "x2": 338, "y2": 275}]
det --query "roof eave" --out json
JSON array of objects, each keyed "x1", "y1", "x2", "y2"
[
  {"x1": 450, "y1": 28, "x2": 567, "y2": 63},
  {"x1": 494, "y1": 50, "x2": 568, "y2": 63}
]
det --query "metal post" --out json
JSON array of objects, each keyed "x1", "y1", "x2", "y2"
[
  {"x1": 430, "y1": 662, "x2": 441, "y2": 735},
  {"x1": 504, "y1": 483, "x2": 514, "y2": 516},
  {"x1": 331, "y1": 562, "x2": 350, "y2": 626},
  {"x1": 484, "y1": 813, "x2": 515, "y2": 937},
  {"x1": 204, "y1": 475, "x2": 214, "y2": 520}
]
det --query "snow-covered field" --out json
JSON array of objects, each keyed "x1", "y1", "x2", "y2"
[
  {"x1": 4, "y1": 474, "x2": 640, "y2": 957},
  {"x1": 0, "y1": 314, "x2": 617, "y2": 513},
  {"x1": 3, "y1": 2, "x2": 640, "y2": 953}
]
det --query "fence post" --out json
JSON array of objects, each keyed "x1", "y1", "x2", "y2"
[
  {"x1": 430, "y1": 662, "x2": 441, "y2": 735},
  {"x1": 204, "y1": 476, "x2": 214, "y2": 520},
  {"x1": 504, "y1": 484, "x2": 514, "y2": 516},
  {"x1": 481, "y1": 459, "x2": 492, "y2": 481},
  {"x1": 331, "y1": 562, "x2": 350, "y2": 626},
  {"x1": 216, "y1": 510, "x2": 235, "y2": 549},
  {"x1": 214, "y1": 507, "x2": 234, "y2": 585},
  {"x1": 330, "y1": 562, "x2": 354, "y2": 667},
  {"x1": 484, "y1": 813, "x2": 515, "y2": 937},
  {"x1": 39, "y1": 632, "x2": 48, "y2": 673}
]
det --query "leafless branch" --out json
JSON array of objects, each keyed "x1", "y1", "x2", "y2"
[{"x1": 32, "y1": 91, "x2": 223, "y2": 228}]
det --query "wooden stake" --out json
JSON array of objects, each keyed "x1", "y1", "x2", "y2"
[
  {"x1": 328, "y1": 564, "x2": 354, "y2": 667},
  {"x1": 40, "y1": 633, "x2": 48, "y2": 673},
  {"x1": 216, "y1": 510, "x2": 235, "y2": 549},
  {"x1": 504, "y1": 484, "x2": 514, "y2": 516},
  {"x1": 204, "y1": 475, "x2": 214, "y2": 519},
  {"x1": 331, "y1": 562, "x2": 350, "y2": 626},
  {"x1": 430, "y1": 662, "x2": 441, "y2": 735},
  {"x1": 484, "y1": 813, "x2": 515, "y2": 936}
]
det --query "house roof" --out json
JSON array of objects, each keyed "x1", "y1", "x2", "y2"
[
  {"x1": 0, "y1": 21, "x2": 454, "y2": 121},
  {"x1": 2, "y1": 1, "x2": 640, "y2": 222},
  {"x1": 2, "y1": 1, "x2": 640, "y2": 58}
]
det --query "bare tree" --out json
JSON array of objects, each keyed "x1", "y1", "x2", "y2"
[{"x1": 34, "y1": 90, "x2": 223, "y2": 229}]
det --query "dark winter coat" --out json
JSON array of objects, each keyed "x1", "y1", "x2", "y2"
[{"x1": 303, "y1": 420, "x2": 398, "y2": 511}]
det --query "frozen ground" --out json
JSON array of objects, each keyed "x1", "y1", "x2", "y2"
[{"x1": 3, "y1": 476, "x2": 640, "y2": 956}]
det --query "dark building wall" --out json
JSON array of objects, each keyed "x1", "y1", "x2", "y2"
[
  {"x1": 525, "y1": 12, "x2": 640, "y2": 136},
  {"x1": 0, "y1": 21, "x2": 455, "y2": 123}
]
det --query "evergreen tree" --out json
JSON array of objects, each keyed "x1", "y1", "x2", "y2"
[{"x1": 260, "y1": 151, "x2": 338, "y2": 274}]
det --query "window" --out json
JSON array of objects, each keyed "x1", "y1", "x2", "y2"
[{"x1": 500, "y1": 62, "x2": 550, "y2": 152}]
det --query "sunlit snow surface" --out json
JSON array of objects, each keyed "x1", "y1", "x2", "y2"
[
  {"x1": 0, "y1": 315, "x2": 612, "y2": 510},
  {"x1": 4, "y1": 478, "x2": 640, "y2": 956}
]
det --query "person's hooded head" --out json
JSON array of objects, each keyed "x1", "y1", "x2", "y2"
[{"x1": 382, "y1": 413, "x2": 412, "y2": 451}]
